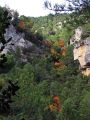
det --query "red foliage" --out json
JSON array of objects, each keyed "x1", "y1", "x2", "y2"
[
  {"x1": 54, "y1": 61, "x2": 65, "y2": 67},
  {"x1": 53, "y1": 96, "x2": 62, "y2": 112},
  {"x1": 18, "y1": 20, "x2": 25, "y2": 28},
  {"x1": 53, "y1": 96, "x2": 60, "y2": 104}
]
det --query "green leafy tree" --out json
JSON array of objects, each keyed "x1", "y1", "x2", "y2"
[{"x1": 44, "y1": 0, "x2": 90, "y2": 26}]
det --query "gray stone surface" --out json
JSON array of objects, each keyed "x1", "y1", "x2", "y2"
[
  {"x1": 70, "y1": 27, "x2": 90, "y2": 68},
  {"x1": 0, "y1": 24, "x2": 42, "y2": 63}
]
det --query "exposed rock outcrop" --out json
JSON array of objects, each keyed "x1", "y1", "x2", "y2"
[
  {"x1": 0, "y1": 24, "x2": 42, "y2": 63},
  {"x1": 70, "y1": 26, "x2": 90, "y2": 76}
]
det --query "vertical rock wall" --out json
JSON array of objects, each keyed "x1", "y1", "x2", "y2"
[{"x1": 70, "y1": 27, "x2": 90, "y2": 76}]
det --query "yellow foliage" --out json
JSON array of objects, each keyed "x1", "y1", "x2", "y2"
[
  {"x1": 48, "y1": 96, "x2": 62, "y2": 112},
  {"x1": 50, "y1": 48, "x2": 57, "y2": 55},
  {"x1": 49, "y1": 104, "x2": 57, "y2": 111},
  {"x1": 54, "y1": 41, "x2": 59, "y2": 46}
]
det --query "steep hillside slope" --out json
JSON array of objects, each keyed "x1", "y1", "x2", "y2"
[{"x1": 0, "y1": 6, "x2": 90, "y2": 120}]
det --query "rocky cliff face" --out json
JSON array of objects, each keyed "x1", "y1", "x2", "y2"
[
  {"x1": 70, "y1": 26, "x2": 90, "y2": 76},
  {"x1": 0, "y1": 24, "x2": 42, "y2": 63}
]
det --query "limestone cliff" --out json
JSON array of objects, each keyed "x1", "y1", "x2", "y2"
[
  {"x1": 70, "y1": 26, "x2": 90, "y2": 76},
  {"x1": 0, "y1": 24, "x2": 42, "y2": 63}
]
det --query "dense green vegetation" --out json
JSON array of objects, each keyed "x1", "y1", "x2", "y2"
[
  {"x1": 21, "y1": 11, "x2": 90, "y2": 43},
  {"x1": 31, "y1": 14, "x2": 73, "y2": 41},
  {"x1": 0, "y1": 4, "x2": 90, "y2": 120}
]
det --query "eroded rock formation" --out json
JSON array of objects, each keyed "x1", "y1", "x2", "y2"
[
  {"x1": 70, "y1": 26, "x2": 90, "y2": 76},
  {"x1": 0, "y1": 24, "x2": 42, "y2": 63}
]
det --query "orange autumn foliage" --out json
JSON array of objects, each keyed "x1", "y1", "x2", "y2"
[
  {"x1": 58, "y1": 40, "x2": 64, "y2": 47},
  {"x1": 53, "y1": 96, "x2": 60, "y2": 104},
  {"x1": 50, "y1": 40, "x2": 67, "y2": 56},
  {"x1": 48, "y1": 39, "x2": 67, "y2": 69},
  {"x1": 18, "y1": 20, "x2": 25, "y2": 28},
  {"x1": 49, "y1": 96, "x2": 62, "y2": 112}
]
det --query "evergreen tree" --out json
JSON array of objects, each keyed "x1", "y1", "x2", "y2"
[{"x1": 0, "y1": 6, "x2": 12, "y2": 67}]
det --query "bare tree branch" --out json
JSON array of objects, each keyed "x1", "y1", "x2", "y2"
[{"x1": 44, "y1": 0, "x2": 90, "y2": 13}]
